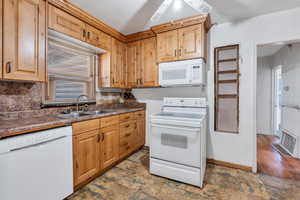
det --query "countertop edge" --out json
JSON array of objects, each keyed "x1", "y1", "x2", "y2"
[{"x1": 0, "y1": 107, "x2": 145, "y2": 139}]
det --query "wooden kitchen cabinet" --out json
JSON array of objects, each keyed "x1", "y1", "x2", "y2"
[
  {"x1": 48, "y1": 4, "x2": 86, "y2": 41},
  {"x1": 85, "y1": 24, "x2": 101, "y2": 48},
  {"x1": 98, "y1": 31, "x2": 112, "y2": 51},
  {"x1": 135, "y1": 111, "x2": 146, "y2": 148},
  {"x1": 49, "y1": 5, "x2": 112, "y2": 52},
  {"x1": 73, "y1": 129, "x2": 101, "y2": 186},
  {"x1": 127, "y1": 41, "x2": 141, "y2": 88},
  {"x1": 111, "y1": 38, "x2": 126, "y2": 88},
  {"x1": 178, "y1": 24, "x2": 203, "y2": 60},
  {"x1": 127, "y1": 38, "x2": 158, "y2": 88},
  {"x1": 3, "y1": 0, "x2": 46, "y2": 82},
  {"x1": 99, "y1": 38, "x2": 126, "y2": 88},
  {"x1": 72, "y1": 111, "x2": 145, "y2": 189},
  {"x1": 140, "y1": 38, "x2": 158, "y2": 87},
  {"x1": 101, "y1": 126, "x2": 119, "y2": 169},
  {"x1": 156, "y1": 24, "x2": 206, "y2": 63},
  {"x1": 157, "y1": 30, "x2": 178, "y2": 63}
]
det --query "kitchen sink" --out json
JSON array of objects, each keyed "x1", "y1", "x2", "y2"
[{"x1": 57, "y1": 110, "x2": 110, "y2": 119}]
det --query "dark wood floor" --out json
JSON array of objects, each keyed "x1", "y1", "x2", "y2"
[{"x1": 257, "y1": 134, "x2": 300, "y2": 180}]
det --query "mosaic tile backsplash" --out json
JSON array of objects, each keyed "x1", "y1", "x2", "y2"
[
  {"x1": 0, "y1": 82, "x2": 140, "y2": 120},
  {"x1": 0, "y1": 82, "x2": 42, "y2": 112}
]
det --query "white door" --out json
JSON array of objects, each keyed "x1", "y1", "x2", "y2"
[{"x1": 272, "y1": 66, "x2": 282, "y2": 137}]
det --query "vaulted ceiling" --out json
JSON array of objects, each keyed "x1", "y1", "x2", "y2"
[{"x1": 69, "y1": 0, "x2": 300, "y2": 35}]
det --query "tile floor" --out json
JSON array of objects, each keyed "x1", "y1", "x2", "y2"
[{"x1": 68, "y1": 149, "x2": 300, "y2": 200}]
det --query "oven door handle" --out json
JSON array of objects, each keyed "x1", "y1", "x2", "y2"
[{"x1": 152, "y1": 124, "x2": 200, "y2": 135}]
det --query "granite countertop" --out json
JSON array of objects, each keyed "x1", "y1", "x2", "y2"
[{"x1": 0, "y1": 107, "x2": 145, "y2": 139}]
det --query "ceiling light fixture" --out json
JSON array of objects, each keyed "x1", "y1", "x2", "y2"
[
  {"x1": 150, "y1": 0, "x2": 212, "y2": 22},
  {"x1": 173, "y1": 0, "x2": 182, "y2": 11}
]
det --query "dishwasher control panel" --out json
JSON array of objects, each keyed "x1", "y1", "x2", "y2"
[{"x1": 0, "y1": 126, "x2": 72, "y2": 154}]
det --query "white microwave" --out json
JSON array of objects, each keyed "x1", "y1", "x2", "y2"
[{"x1": 159, "y1": 59, "x2": 206, "y2": 87}]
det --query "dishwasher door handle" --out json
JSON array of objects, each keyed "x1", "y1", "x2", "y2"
[{"x1": 10, "y1": 136, "x2": 67, "y2": 152}]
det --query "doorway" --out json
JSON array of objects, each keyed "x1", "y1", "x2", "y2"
[
  {"x1": 256, "y1": 41, "x2": 300, "y2": 180},
  {"x1": 272, "y1": 66, "x2": 282, "y2": 137}
]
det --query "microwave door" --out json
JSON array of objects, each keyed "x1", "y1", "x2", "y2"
[{"x1": 159, "y1": 65, "x2": 190, "y2": 86}]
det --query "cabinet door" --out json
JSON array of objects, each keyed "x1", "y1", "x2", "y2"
[
  {"x1": 48, "y1": 5, "x2": 86, "y2": 41},
  {"x1": 98, "y1": 31, "x2": 112, "y2": 51},
  {"x1": 120, "y1": 42, "x2": 127, "y2": 88},
  {"x1": 111, "y1": 39, "x2": 126, "y2": 88},
  {"x1": 136, "y1": 119, "x2": 145, "y2": 148},
  {"x1": 3, "y1": 0, "x2": 46, "y2": 81},
  {"x1": 101, "y1": 127, "x2": 119, "y2": 169},
  {"x1": 127, "y1": 41, "x2": 141, "y2": 88},
  {"x1": 73, "y1": 130, "x2": 101, "y2": 186},
  {"x1": 157, "y1": 30, "x2": 178, "y2": 63},
  {"x1": 178, "y1": 24, "x2": 203, "y2": 60},
  {"x1": 86, "y1": 24, "x2": 101, "y2": 47},
  {"x1": 141, "y1": 38, "x2": 158, "y2": 87}
]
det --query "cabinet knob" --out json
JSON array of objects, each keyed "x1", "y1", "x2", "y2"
[
  {"x1": 174, "y1": 49, "x2": 177, "y2": 56},
  {"x1": 6, "y1": 62, "x2": 12, "y2": 73}
]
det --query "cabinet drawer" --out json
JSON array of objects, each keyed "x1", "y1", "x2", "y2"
[
  {"x1": 72, "y1": 119, "x2": 100, "y2": 135},
  {"x1": 120, "y1": 129, "x2": 134, "y2": 139},
  {"x1": 135, "y1": 110, "x2": 145, "y2": 119},
  {"x1": 119, "y1": 137, "x2": 132, "y2": 158},
  {"x1": 120, "y1": 121, "x2": 136, "y2": 133},
  {"x1": 119, "y1": 113, "x2": 135, "y2": 122},
  {"x1": 101, "y1": 115, "x2": 119, "y2": 128}
]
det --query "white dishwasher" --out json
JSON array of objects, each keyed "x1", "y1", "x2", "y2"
[{"x1": 0, "y1": 126, "x2": 73, "y2": 200}]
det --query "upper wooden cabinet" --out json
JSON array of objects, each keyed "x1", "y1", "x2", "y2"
[
  {"x1": 140, "y1": 37, "x2": 158, "y2": 87},
  {"x1": 111, "y1": 38, "x2": 126, "y2": 88},
  {"x1": 99, "y1": 38, "x2": 126, "y2": 88},
  {"x1": 178, "y1": 24, "x2": 203, "y2": 60},
  {"x1": 98, "y1": 31, "x2": 112, "y2": 51},
  {"x1": 48, "y1": 5, "x2": 112, "y2": 51},
  {"x1": 156, "y1": 24, "x2": 206, "y2": 63},
  {"x1": 127, "y1": 38, "x2": 158, "y2": 88},
  {"x1": 127, "y1": 41, "x2": 141, "y2": 88},
  {"x1": 85, "y1": 24, "x2": 101, "y2": 47},
  {"x1": 3, "y1": 0, "x2": 46, "y2": 82},
  {"x1": 157, "y1": 30, "x2": 178, "y2": 63},
  {"x1": 48, "y1": 5, "x2": 86, "y2": 41}
]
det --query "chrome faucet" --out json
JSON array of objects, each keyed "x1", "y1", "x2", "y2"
[{"x1": 76, "y1": 95, "x2": 88, "y2": 113}]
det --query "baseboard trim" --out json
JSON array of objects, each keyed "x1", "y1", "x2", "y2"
[{"x1": 207, "y1": 159, "x2": 252, "y2": 172}]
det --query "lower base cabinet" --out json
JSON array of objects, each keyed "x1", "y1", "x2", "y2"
[
  {"x1": 101, "y1": 126, "x2": 119, "y2": 169},
  {"x1": 72, "y1": 110, "x2": 145, "y2": 188},
  {"x1": 73, "y1": 129, "x2": 101, "y2": 186}
]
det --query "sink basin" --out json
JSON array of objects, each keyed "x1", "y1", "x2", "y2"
[{"x1": 57, "y1": 110, "x2": 110, "y2": 119}]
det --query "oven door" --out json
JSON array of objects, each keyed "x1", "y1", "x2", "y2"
[{"x1": 150, "y1": 123, "x2": 201, "y2": 167}]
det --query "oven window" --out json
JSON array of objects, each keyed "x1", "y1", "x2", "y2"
[{"x1": 161, "y1": 133, "x2": 188, "y2": 149}]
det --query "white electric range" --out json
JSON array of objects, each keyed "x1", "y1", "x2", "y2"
[{"x1": 150, "y1": 97, "x2": 207, "y2": 187}]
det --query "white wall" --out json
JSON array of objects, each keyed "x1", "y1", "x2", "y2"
[
  {"x1": 270, "y1": 43, "x2": 300, "y2": 158},
  {"x1": 134, "y1": 6, "x2": 300, "y2": 169},
  {"x1": 256, "y1": 56, "x2": 273, "y2": 135},
  {"x1": 207, "y1": 6, "x2": 300, "y2": 169}
]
